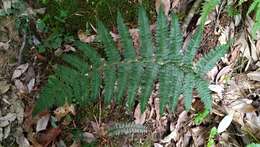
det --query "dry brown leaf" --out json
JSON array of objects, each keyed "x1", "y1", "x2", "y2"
[
  {"x1": 228, "y1": 99, "x2": 256, "y2": 113},
  {"x1": 37, "y1": 128, "x2": 61, "y2": 147},
  {"x1": 36, "y1": 114, "x2": 50, "y2": 133},
  {"x1": 54, "y1": 104, "x2": 75, "y2": 121},
  {"x1": 12, "y1": 63, "x2": 29, "y2": 80},
  {"x1": 14, "y1": 79, "x2": 28, "y2": 93},
  {"x1": 247, "y1": 71, "x2": 260, "y2": 82},
  {"x1": 0, "y1": 80, "x2": 10, "y2": 94},
  {"x1": 155, "y1": 0, "x2": 170, "y2": 15},
  {"x1": 134, "y1": 104, "x2": 146, "y2": 125},
  {"x1": 82, "y1": 132, "x2": 96, "y2": 143}
]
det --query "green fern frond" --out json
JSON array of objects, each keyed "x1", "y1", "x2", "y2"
[
  {"x1": 126, "y1": 63, "x2": 143, "y2": 109},
  {"x1": 169, "y1": 67, "x2": 184, "y2": 111},
  {"x1": 33, "y1": 6, "x2": 229, "y2": 115},
  {"x1": 159, "y1": 65, "x2": 172, "y2": 112},
  {"x1": 108, "y1": 122, "x2": 147, "y2": 136},
  {"x1": 169, "y1": 14, "x2": 183, "y2": 60},
  {"x1": 97, "y1": 20, "x2": 120, "y2": 63},
  {"x1": 183, "y1": 73, "x2": 195, "y2": 110},
  {"x1": 156, "y1": 8, "x2": 169, "y2": 62},
  {"x1": 183, "y1": 28, "x2": 203, "y2": 65},
  {"x1": 138, "y1": 6, "x2": 153, "y2": 59},
  {"x1": 195, "y1": 79, "x2": 212, "y2": 111},
  {"x1": 196, "y1": 44, "x2": 229, "y2": 76},
  {"x1": 200, "y1": 0, "x2": 220, "y2": 26},
  {"x1": 140, "y1": 64, "x2": 159, "y2": 112}
]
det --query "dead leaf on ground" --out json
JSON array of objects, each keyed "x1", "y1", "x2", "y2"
[
  {"x1": 78, "y1": 30, "x2": 96, "y2": 43},
  {"x1": 36, "y1": 114, "x2": 50, "y2": 133},
  {"x1": 54, "y1": 104, "x2": 75, "y2": 121},
  {"x1": 82, "y1": 132, "x2": 96, "y2": 143},
  {"x1": 0, "y1": 41, "x2": 10, "y2": 51},
  {"x1": 0, "y1": 113, "x2": 16, "y2": 127},
  {"x1": 134, "y1": 104, "x2": 146, "y2": 125},
  {"x1": 36, "y1": 127, "x2": 61, "y2": 147},
  {"x1": 217, "y1": 112, "x2": 233, "y2": 133},
  {"x1": 247, "y1": 71, "x2": 260, "y2": 82},
  {"x1": 14, "y1": 79, "x2": 28, "y2": 93},
  {"x1": 0, "y1": 80, "x2": 10, "y2": 94},
  {"x1": 12, "y1": 63, "x2": 29, "y2": 80},
  {"x1": 155, "y1": 0, "x2": 170, "y2": 15}
]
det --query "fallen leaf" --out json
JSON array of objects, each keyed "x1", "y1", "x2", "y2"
[
  {"x1": 134, "y1": 104, "x2": 146, "y2": 125},
  {"x1": 155, "y1": 0, "x2": 170, "y2": 15},
  {"x1": 54, "y1": 104, "x2": 75, "y2": 121},
  {"x1": 0, "y1": 80, "x2": 10, "y2": 94},
  {"x1": 14, "y1": 79, "x2": 28, "y2": 93},
  {"x1": 36, "y1": 114, "x2": 50, "y2": 133},
  {"x1": 0, "y1": 113, "x2": 16, "y2": 127},
  {"x1": 82, "y1": 132, "x2": 95, "y2": 143},
  {"x1": 12, "y1": 63, "x2": 29, "y2": 80},
  {"x1": 247, "y1": 71, "x2": 260, "y2": 82},
  {"x1": 217, "y1": 113, "x2": 234, "y2": 133},
  {"x1": 16, "y1": 135, "x2": 31, "y2": 147},
  {"x1": 78, "y1": 30, "x2": 96, "y2": 43},
  {"x1": 37, "y1": 128, "x2": 61, "y2": 147},
  {"x1": 228, "y1": 99, "x2": 255, "y2": 113},
  {"x1": 0, "y1": 41, "x2": 10, "y2": 50},
  {"x1": 27, "y1": 78, "x2": 35, "y2": 93},
  {"x1": 208, "y1": 84, "x2": 224, "y2": 98},
  {"x1": 154, "y1": 143, "x2": 163, "y2": 147},
  {"x1": 64, "y1": 44, "x2": 76, "y2": 52}
]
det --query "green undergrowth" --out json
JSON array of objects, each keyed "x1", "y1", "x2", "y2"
[{"x1": 33, "y1": 6, "x2": 229, "y2": 116}]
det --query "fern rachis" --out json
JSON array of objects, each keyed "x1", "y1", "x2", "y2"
[{"x1": 33, "y1": 7, "x2": 229, "y2": 115}]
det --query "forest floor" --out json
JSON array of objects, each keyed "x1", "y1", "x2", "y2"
[{"x1": 0, "y1": 0, "x2": 260, "y2": 146}]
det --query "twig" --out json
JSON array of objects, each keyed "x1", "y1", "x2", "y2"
[{"x1": 18, "y1": 32, "x2": 26, "y2": 64}]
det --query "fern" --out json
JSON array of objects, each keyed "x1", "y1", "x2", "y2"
[
  {"x1": 239, "y1": 0, "x2": 260, "y2": 38},
  {"x1": 200, "y1": 0, "x2": 220, "y2": 26},
  {"x1": 33, "y1": 7, "x2": 229, "y2": 115},
  {"x1": 108, "y1": 122, "x2": 147, "y2": 136},
  {"x1": 247, "y1": 0, "x2": 260, "y2": 38}
]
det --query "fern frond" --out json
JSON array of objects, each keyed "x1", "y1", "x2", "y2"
[
  {"x1": 159, "y1": 65, "x2": 172, "y2": 112},
  {"x1": 90, "y1": 69, "x2": 101, "y2": 100},
  {"x1": 97, "y1": 21, "x2": 120, "y2": 63},
  {"x1": 117, "y1": 12, "x2": 136, "y2": 60},
  {"x1": 169, "y1": 13, "x2": 183, "y2": 60},
  {"x1": 156, "y1": 8, "x2": 169, "y2": 62},
  {"x1": 140, "y1": 64, "x2": 159, "y2": 112},
  {"x1": 247, "y1": 0, "x2": 260, "y2": 15},
  {"x1": 34, "y1": 6, "x2": 229, "y2": 116},
  {"x1": 126, "y1": 63, "x2": 143, "y2": 109},
  {"x1": 169, "y1": 67, "x2": 184, "y2": 111},
  {"x1": 116, "y1": 64, "x2": 129, "y2": 103},
  {"x1": 138, "y1": 6, "x2": 153, "y2": 59},
  {"x1": 104, "y1": 66, "x2": 116, "y2": 104},
  {"x1": 195, "y1": 79, "x2": 212, "y2": 111},
  {"x1": 200, "y1": 0, "x2": 220, "y2": 26},
  {"x1": 183, "y1": 73, "x2": 195, "y2": 110},
  {"x1": 62, "y1": 54, "x2": 87, "y2": 73},
  {"x1": 183, "y1": 28, "x2": 202, "y2": 65},
  {"x1": 108, "y1": 122, "x2": 147, "y2": 136},
  {"x1": 196, "y1": 44, "x2": 228, "y2": 76},
  {"x1": 75, "y1": 41, "x2": 102, "y2": 66}
]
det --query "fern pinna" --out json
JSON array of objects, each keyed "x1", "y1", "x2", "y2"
[{"x1": 33, "y1": 7, "x2": 229, "y2": 115}]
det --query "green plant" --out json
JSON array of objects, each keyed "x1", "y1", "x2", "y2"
[
  {"x1": 207, "y1": 127, "x2": 218, "y2": 147},
  {"x1": 194, "y1": 109, "x2": 209, "y2": 125},
  {"x1": 238, "y1": 0, "x2": 260, "y2": 38},
  {"x1": 247, "y1": 143, "x2": 260, "y2": 147},
  {"x1": 108, "y1": 122, "x2": 147, "y2": 136},
  {"x1": 200, "y1": 0, "x2": 220, "y2": 26},
  {"x1": 33, "y1": 6, "x2": 229, "y2": 115}
]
